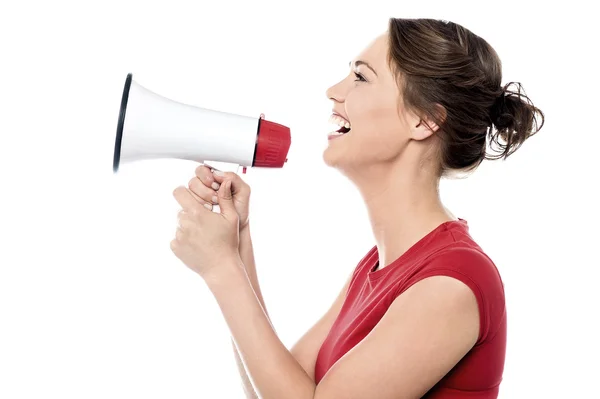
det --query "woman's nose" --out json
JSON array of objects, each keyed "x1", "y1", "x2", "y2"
[{"x1": 326, "y1": 80, "x2": 345, "y2": 103}]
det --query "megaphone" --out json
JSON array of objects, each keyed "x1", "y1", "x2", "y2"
[{"x1": 113, "y1": 73, "x2": 291, "y2": 173}]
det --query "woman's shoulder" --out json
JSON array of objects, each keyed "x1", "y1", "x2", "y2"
[
  {"x1": 425, "y1": 229, "x2": 505, "y2": 293},
  {"x1": 404, "y1": 227, "x2": 507, "y2": 345}
]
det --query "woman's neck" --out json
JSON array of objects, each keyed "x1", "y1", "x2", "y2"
[{"x1": 349, "y1": 161, "x2": 455, "y2": 270}]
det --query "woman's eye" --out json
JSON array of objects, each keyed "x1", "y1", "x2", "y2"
[{"x1": 354, "y1": 72, "x2": 366, "y2": 82}]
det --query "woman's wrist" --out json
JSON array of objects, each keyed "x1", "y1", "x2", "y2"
[
  {"x1": 238, "y1": 220, "x2": 256, "y2": 277},
  {"x1": 239, "y1": 220, "x2": 250, "y2": 236}
]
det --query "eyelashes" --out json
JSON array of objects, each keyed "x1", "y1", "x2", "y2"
[{"x1": 353, "y1": 72, "x2": 366, "y2": 82}]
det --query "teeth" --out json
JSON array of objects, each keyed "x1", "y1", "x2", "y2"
[{"x1": 329, "y1": 115, "x2": 351, "y2": 130}]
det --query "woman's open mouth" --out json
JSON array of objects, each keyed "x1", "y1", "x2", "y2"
[{"x1": 328, "y1": 114, "x2": 351, "y2": 139}]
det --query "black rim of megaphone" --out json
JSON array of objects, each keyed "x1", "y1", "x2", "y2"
[{"x1": 113, "y1": 73, "x2": 133, "y2": 173}]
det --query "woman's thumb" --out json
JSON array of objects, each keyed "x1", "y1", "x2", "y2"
[
  {"x1": 212, "y1": 170, "x2": 248, "y2": 197},
  {"x1": 218, "y1": 180, "x2": 236, "y2": 217},
  {"x1": 211, "y1": 169, "x2": 231, "y2": 183}
]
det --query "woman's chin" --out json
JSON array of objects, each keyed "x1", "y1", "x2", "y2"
[{"x1": 322, "y1": 146, "x2": 340, "y2": 168}]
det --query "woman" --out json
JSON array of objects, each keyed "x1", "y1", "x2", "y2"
[{"x1": 170, "y1": 18, "x2": 544, "y2": 399}]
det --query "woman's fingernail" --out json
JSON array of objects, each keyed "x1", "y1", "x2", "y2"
[
  {"x1": 213, "y1": 170, "x2": 224, "y2": 176},
  {"x1": 212, "y1": 195, "x2": 218, "y2": 203},
  {"x1": 204, "y1": 203, "x2": 212, "y2": 210},
  {"x1": 211, "y1": 182, "x2": 220, "y2": 190}
]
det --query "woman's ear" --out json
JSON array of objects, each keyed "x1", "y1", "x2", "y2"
[{"x1": 411, "y1": 104, "x2": 446, "y2": 141}]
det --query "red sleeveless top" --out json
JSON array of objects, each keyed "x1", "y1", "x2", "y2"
[{"x1": 314, "y1": 219, "x2": 507, "y2": 398}]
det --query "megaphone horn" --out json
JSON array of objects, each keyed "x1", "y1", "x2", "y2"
[{"x1": 113, "y1": 73, "x2": 291, "y2": 173}]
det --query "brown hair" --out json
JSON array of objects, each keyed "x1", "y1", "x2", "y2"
[{"x1": 386, "y1": 18, "x2": 545, "y2": 176}]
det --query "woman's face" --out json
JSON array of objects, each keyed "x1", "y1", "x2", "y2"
[{"x1": 323, "y1": 33, "x2": 426, "y2": 173}]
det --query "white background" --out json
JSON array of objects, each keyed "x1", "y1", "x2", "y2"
[{"x1": 1, "y1": 0, "x2": 598, "y2": 398}]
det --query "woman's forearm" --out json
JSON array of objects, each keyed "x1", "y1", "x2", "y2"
[
  {"x1": 232, "y1": 337, "x2": 259, "y2": 399},
  {"x1": 232, "y1": 223, "x2": 271, "y2": 398},
  {"x1": 238, "y1": 224, "x2": 271, "y2": 321},
  {"x1": 206, "y1": 261, "x2": 316, "y2": 399}
]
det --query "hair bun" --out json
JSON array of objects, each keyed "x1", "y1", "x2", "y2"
[
  {"x1": 487, "y1": 82, "x2": 545, "y2": 159},
  {"x1": 490, "y1": 83, "x2": 513, "y2": 129}
]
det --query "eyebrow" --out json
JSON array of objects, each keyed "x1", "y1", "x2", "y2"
[{"x1": 349, "y1": 60, "x2": 378, "y2": 76}]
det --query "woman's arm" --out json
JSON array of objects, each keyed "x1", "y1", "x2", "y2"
[
  {"x1": 206, "y1": 263, "x2": 480, "y2": 399},
  {"x1": 172, "y1": 183, "x2": 479, "y2": 398},
  {"x1": 206, "y1": 260, "x2": 316, "y2": 399},
  {"x1": 231, "y1": 224, "x2": 267, "y2": 399},
  {"x1": 230, "y1": 223, "x2": 353, "y2": 397}
]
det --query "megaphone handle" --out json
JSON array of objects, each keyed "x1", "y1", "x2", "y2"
[{"x1": 203, "y1": 162, "x2": 242, "y2": 175}]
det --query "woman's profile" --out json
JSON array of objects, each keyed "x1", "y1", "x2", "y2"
[{"x1": 171, "y1": 17, "x2": 545, "y2": 399}]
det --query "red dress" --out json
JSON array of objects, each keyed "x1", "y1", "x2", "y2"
[{"x1": 314, "y1": 219, "x2": 507, "y2": 398}]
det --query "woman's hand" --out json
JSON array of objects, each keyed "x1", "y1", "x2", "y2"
[
  {"x1": 170, "y1": 178, "x2": 242, "y2": 280},
  {"x1": 187, "y1": 164, "x2": 251, "y2": 231}
]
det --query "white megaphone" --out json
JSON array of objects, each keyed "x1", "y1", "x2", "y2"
[{"x1": 113, "y1": 73, "x2": 291, "y2": 173}]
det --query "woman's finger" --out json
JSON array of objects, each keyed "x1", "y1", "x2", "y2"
[
  {"x1": 187, "y1": 177, "x2": 217, "y2": 208},
  {"x1": 195, "y1": 164, "x2": 220, "y2": 191}
]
